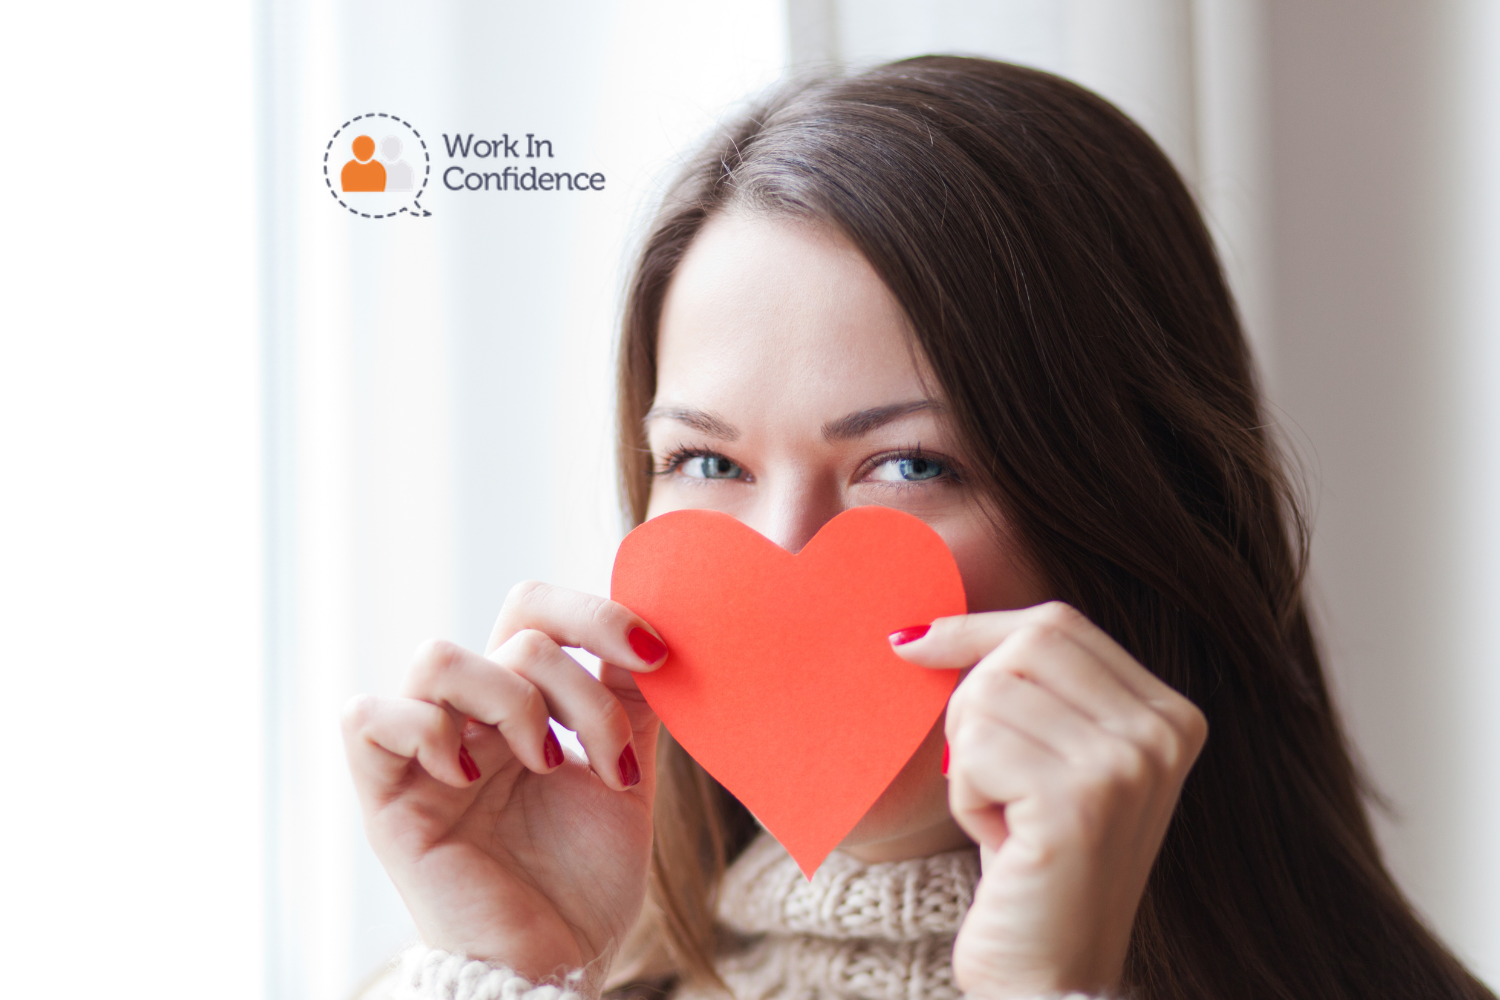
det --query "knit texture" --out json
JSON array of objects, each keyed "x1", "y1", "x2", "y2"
[
  {"x1": 383, "y1": 833, "x2": 1102, "y2": 1000},
  {"x1": 389, "y1": 944, "x2": 591, "y2": 1000},
  {"x1": 674, "y1": 832, "x2": 980, "y2": 1000}
]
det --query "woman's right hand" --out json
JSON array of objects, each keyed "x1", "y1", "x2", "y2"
[{"x1": 341, "y1": 581, "x2": 669, "y2": 982}]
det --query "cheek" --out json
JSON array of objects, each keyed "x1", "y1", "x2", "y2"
[
  {"x1": 643, "y1": 471, "x2": 700, "y2": 521},
  {"x1": 644, "y1": 485, "x2": 667, "y2": 520},
  {"x1": 643, "y1": 479, "x2": 749, "y2": 524},
  {"x1": 935, "y1": 515, "x2": 1051, "y2": 614}
]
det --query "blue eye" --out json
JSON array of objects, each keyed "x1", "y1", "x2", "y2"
[
  {"x1": 681, "y1": 454, "x2": 744, "y2": 480},
  {"x1": 870, "y1": 456, "x2": 945, "y2": 482}
]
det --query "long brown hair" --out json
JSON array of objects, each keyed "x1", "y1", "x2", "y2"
[{"x1": 612, "y1": 57, "x2": 1492, "y2": 1000}]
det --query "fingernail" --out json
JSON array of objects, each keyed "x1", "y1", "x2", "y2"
[
  {"x1": 458, "y1": 745, "x2": 481, "y2": 782},
  {"x1": 627, "y1": 627, "x2": 668, "y2": 665},
  {"x1": 889, "y1": 625, "x2": 931, "y2": 646},
  {"x1": 543, "y1": 730, "x2": 564, "y2": 769},
  {"x1": 941, "y1": 741, "x2": 949, "y2": 776},
  {"x1": 618, "y1": 744, "x2": 641, "y2": 787}
]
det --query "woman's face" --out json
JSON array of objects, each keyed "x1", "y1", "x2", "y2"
[{"x1": 645, "y1": 209, "x2": 1050, "y2": 862}]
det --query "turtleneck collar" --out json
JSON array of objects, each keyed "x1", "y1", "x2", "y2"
[
  {"x1": 718, "y1": 832, "x2": 981, "y2": 941},
  {"x1": 674, "y1": 832, "x2": 981, "y2": 1000}
]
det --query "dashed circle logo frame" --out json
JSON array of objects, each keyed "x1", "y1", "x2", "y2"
[{"x1": 324, "y1": 112, "x2": 431, "y2": 218}]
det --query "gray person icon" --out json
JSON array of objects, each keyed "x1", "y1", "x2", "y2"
[{"x1": 381, "y1": 136, "x2": 415, "y2": 191}]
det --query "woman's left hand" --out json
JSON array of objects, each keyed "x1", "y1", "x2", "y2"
[{"x1": 891, "y1": 601, "x2": 1207, "y2": 1000}]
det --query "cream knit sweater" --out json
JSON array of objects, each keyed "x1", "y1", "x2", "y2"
[{"x1": 376, "y1": 833, "x2": 1100, "y2": 1000}]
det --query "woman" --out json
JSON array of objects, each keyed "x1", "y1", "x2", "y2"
[{"x1": 344, "y1": 57, "x2": 1493, "y2": 1000}]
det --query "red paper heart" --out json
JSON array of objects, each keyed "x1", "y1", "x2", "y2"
[{"x1": 610, "y1": 506, "x2": 966, "y2": 877}]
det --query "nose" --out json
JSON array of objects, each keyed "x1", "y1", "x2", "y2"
[{"x1": 747, "y1": 472, "x2": 846, "y2": 554}]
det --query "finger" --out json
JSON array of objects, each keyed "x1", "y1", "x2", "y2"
[
  {"x1": 946, "y1": 718, "x2": 1062, "y2": 847},
  {"x1": 402, "y1": 639, "x2": 558, "y2": 773},
  {"x1": 892, "y1": 601, "x2": 1129, "y2": 679},
  {"x1": 1019, "y1": 626, "x2": 1203, "y2": 773},
  {"x1": 488, "y1": 580, "x2": 669, "y2": 672},
  {"x1": 968, "y1": 624, "x2": 1174, "y2": 747},
  {"x1": 597, "y1": 660, "x2": 658, "y2": 735},
  {"x1": 950, "y1": 665, "x2": 1101, "y2": 765},
  {"x1": 492, "y1": 629, "x2": 640, "y2": 790},
  {"x1": 952, "y1": 621, "x2": 1205, "y2": 776},
  {"x1": 1000, "y1": 622, "x2": 1206, "y2": 767},
  {"x1": 341, "y1": 693, "x2": 472, "y2": 793},
  {"x1": 893, "y1": 601, "x2": 1176, "y2": 706}
]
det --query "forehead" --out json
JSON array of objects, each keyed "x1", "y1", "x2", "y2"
[{"x1": 654, "y1": 210, "x2": 930, "y2": 420}]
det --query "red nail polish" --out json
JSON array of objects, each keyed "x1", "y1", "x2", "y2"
[
  {"x1": 543, "y1": 730, "x2": 564, "y2": 769},
  {"x1": 618, "y1": 744, "x2": 641, "y2": 787},
  {"x1": 941, "y1": 741, "x2": 949, "y2": 776},
  {"x1": 459, "y1": 745, "x2": 481, "y2": 782},
  {"x1": 889, "y1": 625, "x2": 931, "y2": 646},
  {"x1": 627, "y1": 627, "x2": 668, "y2": 665}
]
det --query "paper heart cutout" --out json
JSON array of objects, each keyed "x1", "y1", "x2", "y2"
[{"x1": 610, "y1": 506, "x2": 967, "y2": 877}]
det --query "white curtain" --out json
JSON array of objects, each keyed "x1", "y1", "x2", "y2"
[{"x1": 1263, "y1": 2, "x2": 1500, "y2": 984}]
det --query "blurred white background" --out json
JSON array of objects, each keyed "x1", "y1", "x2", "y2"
[{"x1": 1, "y1": 2, "x2": 1495, "y2": 998}]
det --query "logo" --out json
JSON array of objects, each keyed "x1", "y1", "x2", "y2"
[{"x1": 324, "y1": 113, "x2": 431, "y2": 218}]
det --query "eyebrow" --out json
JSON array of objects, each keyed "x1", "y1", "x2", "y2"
[
  {"x1": 644, "y1": 399, "x2": 944, "y2": 443},
  {"x1": 644, "y1": 406, "x2": 741, "y2": 440},
  {"x1": 821, "y1": 400, "x2": 943, "y2": 440}
]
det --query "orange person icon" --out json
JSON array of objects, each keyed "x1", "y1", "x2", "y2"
[{"x1": 341, "y1": 135, "x2": 386, "y2": 192}]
